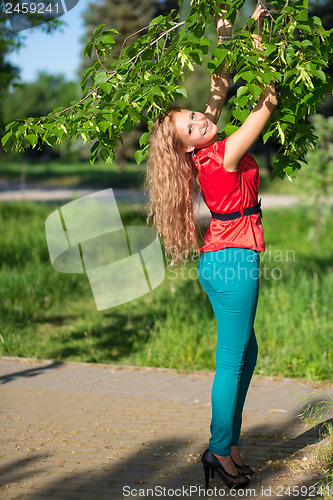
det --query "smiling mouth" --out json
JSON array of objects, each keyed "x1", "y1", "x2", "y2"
[{"x1": 204, "y1": 120, "x2": 209, "y2": 135}]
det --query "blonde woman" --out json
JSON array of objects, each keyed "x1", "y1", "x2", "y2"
[{"x1": 145, "y1": 4, "x2": 277, "y2": 490}]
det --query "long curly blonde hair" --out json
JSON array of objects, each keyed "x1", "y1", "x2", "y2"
[{"x1": 145, "y1": 107, "x2": 202, "y2": 267}]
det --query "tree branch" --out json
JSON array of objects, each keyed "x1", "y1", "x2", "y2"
[
  {"x1": 96, "y1": 49, "x2": 110, "y2": 74},
  {"x1": 53, "y1": 20, "x2": 185, "y2": 117}
]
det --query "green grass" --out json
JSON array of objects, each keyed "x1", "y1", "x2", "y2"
[
  {"x1": 0, "y1": 200, "x2": 332, "y2": 381},
  {"x1": 322, "y1": 424, "x2": 333, "y2": 500},
  {"x1": 0, "y1": 159, "x2": 145, "y2": 188},
  {"x1": 298, "y1": 398, "x2": 333, "y2": 498}
]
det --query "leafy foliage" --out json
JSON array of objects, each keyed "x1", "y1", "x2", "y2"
[
  {"x1": 295, "y1": 114, "x2": 333, "y2": 246},
  {"x1": 78, "y1": 0, "x2": 179, "y2": 165},
  {"x1": 80, "y1": 0, "x2": 165, "y2": 72},
  {"x1": 3, "y1": 72, "x2": 79, "y2": 122},
  {"x1": 2, "y1": 0, "x2": 333, "y2": 177},
  {"x1": 0, "y1": 2, "x2": 63, "y2": 150}
]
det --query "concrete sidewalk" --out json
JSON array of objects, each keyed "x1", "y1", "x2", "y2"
[
  {"x1": 0, "y1": 179, "x2": 304, "y2": 216},
  {"x1": 1, "y1": 357, "x2": 332, "y2": 500}
]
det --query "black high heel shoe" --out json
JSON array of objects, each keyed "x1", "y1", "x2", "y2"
[
  {"x1": 201, "y1": 449, "x2": 250, "y2": 490},
  {"x1": 231, "y1": 457, "x2": 254, "y2": 477}
]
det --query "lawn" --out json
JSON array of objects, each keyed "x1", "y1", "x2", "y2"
[
  {"x1": 0, "y1": 159, "x2": 145, "y2": 189},
  {"x1": 0, "y1": 200, "x2": 332, "y2": 381}
]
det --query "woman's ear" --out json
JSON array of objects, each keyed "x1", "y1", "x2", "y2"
[{"x1": 184, "y1": 145, "x2": 195, "y2": 153}]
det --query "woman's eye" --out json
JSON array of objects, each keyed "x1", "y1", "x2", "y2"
[{"x1": 189, "y1": 112, "x2": 195, "y2": 134}]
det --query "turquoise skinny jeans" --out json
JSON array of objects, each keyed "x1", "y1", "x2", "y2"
[{"x1": 198, "y1": 247, "x2": 260, "y2": 456}]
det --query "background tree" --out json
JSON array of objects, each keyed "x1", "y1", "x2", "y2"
[
  {"x1": 3, "y1": 71, "x2": 79, "y2": 161},
  {"x1": 4, "y1": 71, "x2": 78, "y2": 122},
  {"x1": 0, "y1": 3, "x2": 21, "y2": 153},
  {"x1": 296, "y1": 114, "x2": 333, "y2": 248},
  {"x1": 0, "y1": 3, "x2": 63, "y2": 155},
  {"x1": 309, "y1": 0, "x2": 333, "y2": 116}
]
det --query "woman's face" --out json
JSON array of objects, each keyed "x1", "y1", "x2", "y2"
[{"x1": 171, "y1": 109, "x2": 218, "y2": 153}]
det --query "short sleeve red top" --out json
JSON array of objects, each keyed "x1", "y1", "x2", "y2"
[{"x1": 193, "y1": 138, "x2": 265, "y2": 253}]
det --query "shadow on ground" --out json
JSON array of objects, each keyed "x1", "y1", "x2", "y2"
[
  {"x1": 1, "y1": 400, "x2": 331, "y2": 499},
  {"x1": 0, "y1": 361, "x2": 63, "y2": 385}
]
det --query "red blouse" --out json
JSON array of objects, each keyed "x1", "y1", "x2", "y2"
[{"x1": 193, "y1": 138, "x2": 265, "y2": 253}]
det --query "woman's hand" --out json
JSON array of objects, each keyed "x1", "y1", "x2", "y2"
[
  {"x1": 250, "y1": 4, "x2": 269, "y2": 51},
  {"x1": 204, "y1": 4, "x2": 232, "y2": 124},
  {"x1": 212, "y1": 3, "x2": 232, "y2": 38},
  {"x1": 251, "y1": 3, "x2": 268, "y2": 22}
]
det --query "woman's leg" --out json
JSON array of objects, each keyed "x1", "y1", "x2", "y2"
[
  {"x1": 231, "y1": 328, "x2": 258, "y2": 448},
  {"x1": 198, "y1": 248, "x2": 260, "y2": 457}
]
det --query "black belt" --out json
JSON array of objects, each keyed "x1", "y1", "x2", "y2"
[{"x1": 210, "y1": 199, "x2": 262, "y2": 221}]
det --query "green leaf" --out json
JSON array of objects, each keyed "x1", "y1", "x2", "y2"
[
  {"x1": 90, "y1": 140, "x2": 101, "y2": 155},
  {"x1": 240, "y1": 70, "x2": 256, "y2": 83},
  {"x1": 298, "y1": 24, "x2": 312, "y2": 33},
  {"x1": 262, "y1": 128, "x2": 275, "y2": 144},
  {"x1": 134, "y1": 148, "x2": 147, "y2": 165},
  {"x1": 282, "y1": 115, "x2": 296, "y2": 124},
  {"x1": 151, "y1": 86, "x2": 163, "y2": 97},
  {"x1": 1, "y1": 131, "x2": 13, "y2": 148},
  {"x1": 247, "y1": 17, "x2": 256, "y2": 30},
  {"x1": 139, "y1": 132, "x2": 149, "y2": 147},
  {"x1": 45, "y1": 136, "x2": 57, "y2": 147},
  {"x1": 99, "y1": 122, "x2": 110, "y2": 133},
  {"x1": 312, "y1": 69, "x2": 326, "y2": 82},
  {"x1": 301, "y1": 39, "x2": 313, "y2": 48},
  {"x1": 247, "y1": 84, "x2": 262, "y2": 100},
  {"x1": 83, "y1": 40, "x2": 94, "y2": 58},
  {"x1": 297, "y1": 9, "x2": 308, "y2": 22},
  {"x1": 99, "y1": 35, "x2": 116, "y2": 45},
  {"x1": 199, "y1": 36, "x2": 210, "y2": 47},
  {"x1": 276, "y1": 122, "x2": 286, "y2": 144},
  {"x1": 150, "y1": 14, "x2": 164, "y2": 25},
  {"x1": 100, "y1": 148, "x2": 107, "y2": 161},
  {"x1": 233, "y1": 108, "x2": 250, "y2": 122},
  {"x1": 100, "y1": 81, "x2": 114, "y2": 93},
  {"x1": 312, "y1": 16, "x2": 323, "y2": 27},
  {"x1": 224, "y1": 124, "x2": 239, "y2": 136},
  {"x1": 236, "y1": 86, "x2": 247, "y2": 98},
  {"x1": 174, "y1": 86, "x2": 187, "y2": 98},
  {"x1": 95, "y1": 70, "x2": 108, "y2": 85},
  {"x1": 123, "y1": 118, "x2": 134, "y2": 133},
  {"x1": 207, "y1": 59, "x2": 220, "y2": 72},
  {"x1": 260, "y1": 72, "x2": 272, "y2": 85},
  {"x1": 93, "y1": 24, "x2": 106, "y2": 37},
  {"x1": 103, "y1": 28, "x2": 119, "y2": 35},
  {"x1": 213, "y1": 46, "x2": 228, "y2": 64},
  {"x1": 26, "y1": 134, "x2": 38, "y2": 147},
  {"x1": 264, "y1": 45, "x2": 276, "y2": 58}
]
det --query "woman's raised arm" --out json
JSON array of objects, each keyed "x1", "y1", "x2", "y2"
[
  {"x1": 223, "y1": 85, "x2": 277, "y2": 172},
  {"x1": 223, "y1": 5, "x2": 277, "y2": 172},
  {"x1": 204, "y1": 8, "x2": 231, "y2": 125}
]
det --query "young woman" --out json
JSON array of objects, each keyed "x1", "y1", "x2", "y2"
[{"x1": 145, "y1": 4, "x2": 277, "y2": 491}]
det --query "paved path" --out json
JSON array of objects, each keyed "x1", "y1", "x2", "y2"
[
  {"x1": 1, "y1": 357, "x2": 332, "y2": 500},
  {"x1": 0, "y1": 180, "x2": 303, "y2": 217},
  {"x1": 0, "y1": 181, "x2": 147, "y2": 204}
]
